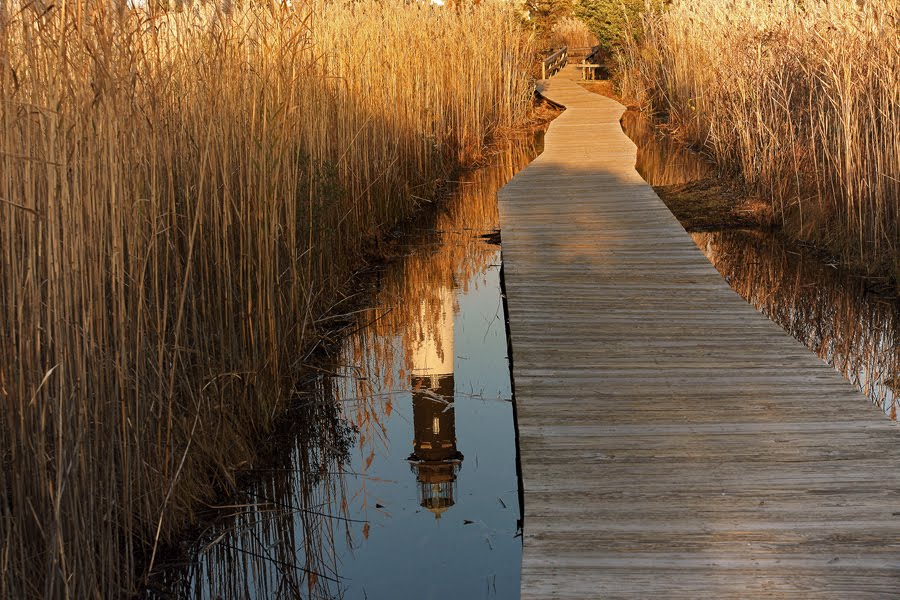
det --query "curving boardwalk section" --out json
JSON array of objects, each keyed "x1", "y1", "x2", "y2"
[{"x1": 498, "y1": 67, "x2": 900, "y2": 598}]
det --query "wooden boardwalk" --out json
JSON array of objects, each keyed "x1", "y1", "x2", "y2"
[{"x1": 498, "y1": 66, "x2": 900, "y2": 598}]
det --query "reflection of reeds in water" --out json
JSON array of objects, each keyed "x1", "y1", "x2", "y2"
[
  {"x1": 620, "y1": 111, "x2": 713, "y2": 187},
  {"x1": 693, "y1": 230, "x2": 900, "y2": 415},
  {"x1": 342, "y1": 133, "x2": 541, "y2": 389},
  {"x1": 342, "y1": 132, "x2": 540, "y2": 505},
  {"x1": 150, "y1": 375, "x2": 354, "y2": 599}
]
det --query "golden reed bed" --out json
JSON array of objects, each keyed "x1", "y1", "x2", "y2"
[
  {"x1": 0, "y1": 1, "x2": 533, "y2": 596},
  {"x1": 619, "y1": 0, "x2": 899, "y2": 279}
]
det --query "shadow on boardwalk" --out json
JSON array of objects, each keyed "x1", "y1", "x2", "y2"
[{"x1": 499, "y1": 67, "x2": 900, "y2": 599}]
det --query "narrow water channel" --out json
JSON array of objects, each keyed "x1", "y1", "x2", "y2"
[
  {"x1": 621, "y1": 110, "x2": 900, "y2": 415},
  {"x1": 148, "y1": 134, "x2": 541, "y2": 599}
]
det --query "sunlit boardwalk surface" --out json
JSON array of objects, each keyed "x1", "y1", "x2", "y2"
[{"x1": 498, "y1": 66, "x2": 900, "y2": 598}]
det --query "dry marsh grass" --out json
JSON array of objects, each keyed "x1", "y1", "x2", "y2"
[
  {"x1": 619, "y1": 0, "x2": 900, "y2": 278},
  {"x1": 0, "y1": 1, "x2": 533, "y2": 597},
  {"x1": 550, "y1": 16, "x2": 598, "y2": 51}
]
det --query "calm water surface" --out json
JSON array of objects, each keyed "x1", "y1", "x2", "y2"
[
  {"x1": 149, "y1": 135, "x2": 541, "y2": 599},
  {"x1": 621, "y1": 109, "x2": 900, "y2": 415}
]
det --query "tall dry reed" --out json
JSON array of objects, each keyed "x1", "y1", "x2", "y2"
[
  {"x1": 550, "y1": 16, "x2": 598, "y2": 51},
  {"x1": 619, "y1": 0, "x2": 900, "y2": 277},
  {"x1": 0, "y1": 1, "x2": 533, "y2": 597}
]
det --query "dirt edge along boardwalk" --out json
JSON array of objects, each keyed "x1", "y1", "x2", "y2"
[{"x1": 497, "y1": 66, "x2": 900, "y2": 599}]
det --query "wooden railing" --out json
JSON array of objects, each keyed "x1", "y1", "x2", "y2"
[
  {"x1": 573, "y1": 45, "x2": 603, "y2": 80},
  {"x1": 541, "y1": 46, "x2": 568, "y2": 80}
]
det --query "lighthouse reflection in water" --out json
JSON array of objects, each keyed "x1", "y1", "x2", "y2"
[{"x1": 407, "y1": 287, "x2": 463, "y2": 519}]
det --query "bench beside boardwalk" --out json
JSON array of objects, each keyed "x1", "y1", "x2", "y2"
[{"x1": 498, "y1": 67, "x2": 900, "y2": 598}]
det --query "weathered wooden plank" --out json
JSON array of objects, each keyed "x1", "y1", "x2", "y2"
[{"x1": 498, "y1": 65, "x2": 900, "y2": 598}]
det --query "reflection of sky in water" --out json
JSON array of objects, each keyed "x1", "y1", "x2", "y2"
[{"x1": 334, "y1": 254, "x2": 519, "y2": 599}]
